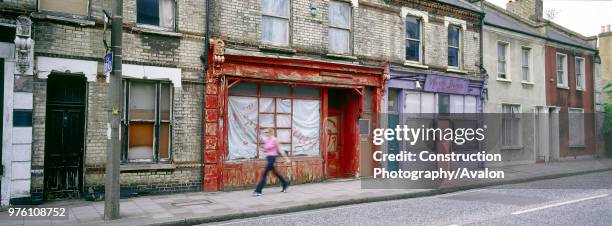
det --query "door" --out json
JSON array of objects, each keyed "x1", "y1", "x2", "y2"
[
  {"x1": 325, "y1": 110, "x2": 341, "y2": 178},
  {"x1": 44, "y1": 74, "x2": 86, "y2": 200}
]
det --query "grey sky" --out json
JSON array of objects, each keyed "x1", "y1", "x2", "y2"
[{"x1": 485, "y1": 0, "x2": 612, "y2": 37}]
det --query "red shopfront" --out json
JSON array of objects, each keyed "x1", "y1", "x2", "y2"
[{"x1": 203, "y1": 40, "x2": 386, "y2": 191}]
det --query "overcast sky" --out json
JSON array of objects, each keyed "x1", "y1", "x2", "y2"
[{"x1": 485, "y1": 0, "x2": 612, "y2": 37}]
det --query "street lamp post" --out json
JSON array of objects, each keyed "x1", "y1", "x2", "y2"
[{"x1": 104, "y1": 0, "x2": 123, "y2": 221}]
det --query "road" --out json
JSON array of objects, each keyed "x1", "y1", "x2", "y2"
[{"x1": 202, "y1": 171, "x2": 612, "y2": 226}]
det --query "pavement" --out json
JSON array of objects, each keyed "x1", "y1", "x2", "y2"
[
  {"x1": 1, "y1": 158, "x2": 612, "y2": 226},
  {"x1": 208, "y1": 171, "x2": 612, "y2": 226}
]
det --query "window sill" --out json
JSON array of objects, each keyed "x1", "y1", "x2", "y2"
[
  {"x1": 576, "y1": 88, "x2": 585, "y2": 92},
  {"x1": 120, "y1": 163, "x2": 175, "y2": 172},
  {"x1": 501, "y1": 145, "x2": 523, "y2": 150},
  {"x1": 132, "y1": 26, "x2": 182, "y2": 38},
  {"x1": 569, "y1": 145, "x2": 586, "y2": 149},
  {"x1": 404, "y1": 61, "x2": 429, "y2": 69},
  {"x1": 446, "y1": 68, "x2": 468, "y2": 74},
  {"x1": 521, "y1": 81, "x2": 535, "y2": 85},
  {"x1": 496, "y1": 78, "x2": 512, "y2": 83},
  {"x1": 259, "y1": 45, "x2": 296, "y2": 54},
  {"x1": 557, "y1": 85, "x2": 570, "y2": 90},
  {"x1": 325, "y1": 53, "x2": 357, "y2": 61},
  {"x1": 30, "y1": 12, "x2": 95, "y2": 26}
]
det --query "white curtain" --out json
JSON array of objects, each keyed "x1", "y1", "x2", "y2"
[
  {"x1": 292, "y1": 100, "x2": 320, "y2": 156},
  {"x1": 404, "y1": 91, "x2": 420, "y2": 115},
  {"x1": 421, "y1": 93, "x2": 435, "y2": 114},
  {"x1": 464, "y1": 96, "x2": 477, "y2": 114},
  {"x1": 450, "y1": 95, "x2": 464, "y2": 113},
  {"x1": 228, "y1": 96, "x2": 258, "y2": 160},
  {"x1": 159, "y1": 0, "x2": 175, "y2": 28}
]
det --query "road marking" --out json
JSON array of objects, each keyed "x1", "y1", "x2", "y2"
[{"x1": 511, "y1": 194, "x2": 609, "y2": 215}]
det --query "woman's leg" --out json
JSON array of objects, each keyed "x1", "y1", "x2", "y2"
[
  {"x1": 254, "y1": 156, "x2": 276, "y2": 193},
  {"x1": 271, "y1": 161, "x2": 288, "y2": 188}
]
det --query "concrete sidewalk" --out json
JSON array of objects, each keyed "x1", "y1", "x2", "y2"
[{"x1": 2, "y1": 158, "x2": 612, "y2": 226}]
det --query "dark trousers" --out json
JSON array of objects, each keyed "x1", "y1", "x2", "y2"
[{"x1": 254, "y1": 156, "x2": 288, "y2": 193}]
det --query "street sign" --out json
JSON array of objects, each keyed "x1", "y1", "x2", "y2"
[{"x1": 104, "y1": 52, "x2": 113, "y2": 76}]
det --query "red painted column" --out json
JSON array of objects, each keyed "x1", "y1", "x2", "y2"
[{"x1": 203, "y1": 40, "x2": 225, "y2": 191}]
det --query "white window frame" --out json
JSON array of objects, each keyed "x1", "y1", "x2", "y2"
[
  {"x1": 328, "y1": 1, "x2": 353, "y2": 55},
  {"x1": 447, "y1": 25, "x2": 462, "y2": 69},
  {"x1": 404, "y1": 15, "x2": 423, "y2": 64},
  {"x1": 261, "y1": 0, "x2": 291, "y2": 47},
  {"x1": 497, "y1": 42, "x2": 509, "y2": 80},
  {"x1": 568, "y1": 108, "x2": 585, "y2": 147},
  {"x1": 556, "y1": 53, "x2": 569, "y2": 88},
  {"x1": 575, "y1": 57, "x2": 586, "y2": 91},
  {"x1": 521, "y1": 47, "x2": 532, "y2": 82},
  {"x1": 136, "y1": 0, "x2": 177, "y2": 31},
  {"x1": 501, "y1": 104, "x2": 522, "y2": 148}
]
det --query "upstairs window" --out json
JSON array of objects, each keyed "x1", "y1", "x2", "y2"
[
  {"x1": 137, "y1": 0, "x2": 176, "y2": 30},
  {"x1": 575, "y1": 57, "x2": 585, "y2": 90},
  {"x1": 39, "y1": 0, "x2": 88, "y2": 16},
  {"x1": 328, "y1": 1, "x2": 352, "y2": 54},
  {"x1": 556, "y1": 53, "x2": 568, "y2": 87},
  {"x1": 448, "y1": 25, "x2": 461, "y2": 68},
  {"x1": 262, "y1": 0, "x2": 290, "y2": 46},
  {"x1": 521, "y1": 47, "x2": 531, "y2": 82},
  {"x1": 497, "y1": 42, "x2": 508, "y2": 79},
  {"x1": 405, "y1": 16, "x2": 421, "y2": 62}
]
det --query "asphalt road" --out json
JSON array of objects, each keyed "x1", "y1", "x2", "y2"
[{"x1": 202, "y1": 171, "x2": 612, "y2": 226}]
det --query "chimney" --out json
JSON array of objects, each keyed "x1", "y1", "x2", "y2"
[{"x1": 506, "y1": 0, "x2": 543, "y2": 21}]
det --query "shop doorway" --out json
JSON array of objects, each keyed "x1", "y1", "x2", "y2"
[
  {"x1": 325, "y1": 88, "x2": 359, "y2": 178},
  {"x1": 43, "y1": 74, "x2": 86, "y2": 200}
]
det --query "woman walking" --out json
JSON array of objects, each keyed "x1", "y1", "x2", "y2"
[{"x1": 254, "y1": 128, "x2": 290, "y2": 196}]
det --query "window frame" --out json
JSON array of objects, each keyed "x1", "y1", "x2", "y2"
[
  {"x1": 497, "y1": 42, "x2": 509, "y2": 80},
  {"x1": 521, "y1": 47, "x2": 531, "y2": 82},
  {"x1": 261, "y1": 0, "x2": 291, "y2": 47},
  {"x1": 122, "y1": 79, "x2": 174, "y2": 164},
  {"x1": 405, "y1": 16, "x2": 422, "y2": 64},
  {"x1": 328, "y1": 0, "x2": 353, "y2": 55},
  {"x1": 38, "y1": 0, "x2": 90, "y2": 18},
  {"x1": 136, "y1": 0, "x2": 177, "y2": 31},
  {"x1": 575, "y1": 57, "x2": 586, "y2": 91},
  {"x1": 227, "y1": 82, "x2": 322, "y2": 159},
  {"x1": 556, "y1": 53, "x2": 569, "y2": 88},
  {"x1": 501, "y1": 104, "x2": 522, "y2": 148},
  {"x1": 447, "y1": 25, "x2": 462, "y2": 69}
]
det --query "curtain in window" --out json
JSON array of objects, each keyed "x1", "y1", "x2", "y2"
[
  {"x1": 464, "y1": 96, "x2": 477, "y2": 114},
  {"x1": 292, "y1": 100, "x2": 320, "y2": 156},
  {"x1": 329, "y1": 1, "x2": 351, "y2": 53},
  {"x1": 450, "y1": 95, "x2": 464, "y2": 113},
  {"x1": 228, "y1": 96, "x2": 258, "y2": 160},
  {"x1": 262, "y1": 0, "x2": 289, "y2": 45},
  {"x1": 39, "y1": 0, "x2": 88, "y2": 16},
  {"x1": 421, "y1": 93, "x2": 435, "y2": 114},
  {"x1": 159, "y1": 0, "x2": 175, "y2": 28}
]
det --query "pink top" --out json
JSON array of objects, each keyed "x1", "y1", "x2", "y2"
[{"x1": 263, "y1": 136, "x2": 279, "y2": 156}]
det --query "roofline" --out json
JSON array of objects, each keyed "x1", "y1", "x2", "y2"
[
  {"x1": 435, "y1": 0, "x2": 485, "y2": 15},
  {"x1": 485, "y1": 22, "x2": 598, "y2": 52}
]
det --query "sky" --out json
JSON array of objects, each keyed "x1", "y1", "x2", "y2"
[{"x1": 485, "y1": 0, "x2": 612, "y2": 37}]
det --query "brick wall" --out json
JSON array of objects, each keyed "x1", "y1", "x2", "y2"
[
  {"x1": 212, "y1": 0, "x2": 481, "y2": 76},
  {"x1": 19, "y1": 0, "x2": 207, "y2": 199}
]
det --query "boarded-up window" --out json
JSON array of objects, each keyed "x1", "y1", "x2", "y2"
[
  {"x1": 227, "y1": 82, "x2": 321, "y2": 160},
  {"x1": 39, "y1": 0, "x2": 88, "y2": 16},
  {"x1": 502, "y1": 104, "x2": 521, "y2": 147},
  {"x1": 137, "y1": 0, "x2": 175, "y2": 29},
  {"x1": 328, "y1": 1, "x2": 351, "y2": 54},
  {"x1": 569, "y1": 108, "x2": 585, "y2": 147},
  {"x1": 124, "y1": 80, "x2": 172, "y2": 163},
  {"x1": 262, "y1": 0, "x2": 290, "y2": 46}
]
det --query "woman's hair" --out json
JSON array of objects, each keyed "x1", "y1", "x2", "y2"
[{"x1": 266, "y1": 128, "x2": 274, "y2": 135}]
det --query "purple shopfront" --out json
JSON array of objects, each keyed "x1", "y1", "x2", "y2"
[{"x1": 385, "y1": 66, "x2": 486, "y2": 170}]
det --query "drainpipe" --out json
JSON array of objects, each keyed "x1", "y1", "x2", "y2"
[{"x1": 200, "y1": 0, "x2": 212, "y2": 191}]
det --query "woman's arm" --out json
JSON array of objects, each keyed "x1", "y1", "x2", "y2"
[{"x1": 275, "y1": 139, "x2": 291, "y2": 163}]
